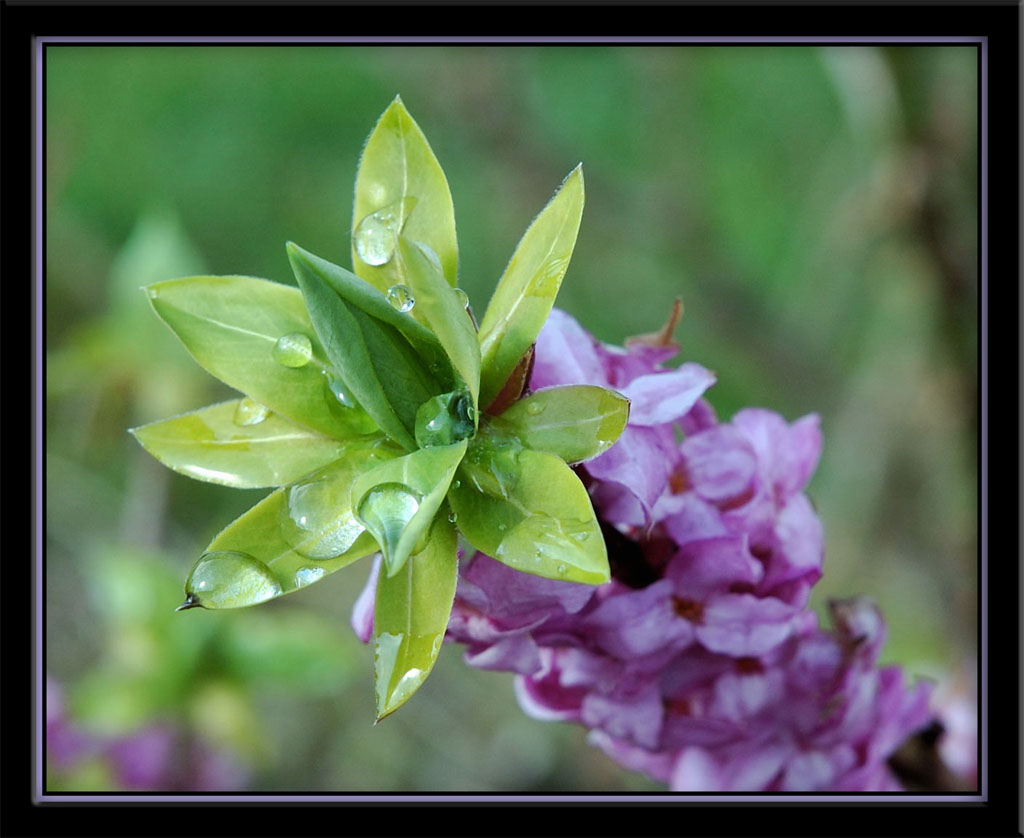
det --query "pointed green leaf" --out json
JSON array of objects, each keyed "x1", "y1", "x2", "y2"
[
  {"x1": 477, "y1": 165, "x2": 585, "y2": 407},
  {"x1": 374, "y1": 514, "x2": 458, "y2": 720},
  {"x1": 179, "y1": 437, "x2": 403, "y2": 609},
  {"x1": 495, "y1": 385, "x2": 630, "y2": 465},
  {"x1": 286, "y1": 242, "x2": 451, "y2": 384},
  {"x1": 397, "y1": 236, "x2": 480, "y2": 409},
  {"x1": 290, "y1": 247, "x2": 442, "y2": 451},
  {"x1": 130, "y1": 399, "x2": 352, "y2": 489},
  {"x1": 351, "y1": 440, "x2": 467, "y2": 577},
  {"x1": 144, "y1": 275, "x2": 376, "y2": 440},
  {"x1": 353, "y1": 96, "x2": 458, "y2": 291},
  {"x1": 449, "y1": 428, "x2": 609, "y2": 585}
]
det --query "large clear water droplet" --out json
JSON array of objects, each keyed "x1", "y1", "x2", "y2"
[
  {"x1": 414, "y1": 390, "x2": 476, "y2": 449},
  {"x1": 453, "y1": 287, "x2": 470, "y2": 310},
  {"x1": 233, "y1": 397, "x2": 270, "y2": 426},
  {"x1": 354, "y1": 197, "x2": 417, "y2": 266},
  {"x1": 183, "y1": 550, "x2": 282, "y2": 609},
  {"x1": 272, "y1": 332, "x2": 313, "y2": 368},
  {"x1": 386, "y1": 284, "x2": 415, "y2": 313},
  {"x1": 355, "y1": 482, "x2": 422, "y2": 564},
  {"x1": 282, "y1": 469, "x2": 366, "y2": 559}
]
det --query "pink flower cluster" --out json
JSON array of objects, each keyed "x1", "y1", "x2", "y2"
[{"x1": 355, "y1": 308, "x2": 935, "y2": 791}]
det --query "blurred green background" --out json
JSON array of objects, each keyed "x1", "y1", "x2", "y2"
[{"x1": 44, "y1": 44, "x2": 978, "y2": 793}]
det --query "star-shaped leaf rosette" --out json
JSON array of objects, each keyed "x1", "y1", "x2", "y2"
[{"x1": 131, "y1": 97, "x2": 629, "y2": 720}]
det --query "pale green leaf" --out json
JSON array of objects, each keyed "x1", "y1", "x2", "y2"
[
  {"x1": 449, "y1": 427, "x2": 609, "y2": 585},
  {"x1": 374, "y1": 514, "x2": 458, "y2": 720},
  {"x1": 179, "y1": 437, "x2": 402, "y2": 609},
  {"x1": 397, "y1": 236, "x2": 480, "y2": 409},
  {"x1": 144, "y1": 275, "x2": 374, "y2": 440},
  {"x1": 477, "y1": 165, "x2": 585, "y2": 407},
  {"x1": 130, "y1": 399, "x2": 351, "y2": 488},
  {"x1": 352, "y1": 96, "x2": 458, "y2": 291},
  {"x1": 351, "y1": 440, "x2": 467, "y2": 577},
  {"x1": 494, "y1": 385, "x2": 630, "y2": 464}
]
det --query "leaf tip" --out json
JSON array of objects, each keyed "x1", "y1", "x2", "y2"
[{"x1": 174, "y1": 592, "x2": 203, "y2": 612}]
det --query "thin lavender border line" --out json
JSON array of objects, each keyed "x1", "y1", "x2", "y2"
[
  {"x1": 35, "y1": 36, "x2": 45, "y2": 805},
  {"x1": 977, "y1": 34, "x2": 987, "y2": 806},
  {"x1": 36, "y1": 34, "x2": 984, "y2": 45},
  {"x1": 34, "y1": 35, "x2": 987, "y2": 805}
]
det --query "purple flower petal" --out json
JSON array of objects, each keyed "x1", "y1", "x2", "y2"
[
  {"x1": 660, "y1": 492, "x2": 731, "y2": 544},
  {"x1": 666, "y1": 536, "x2": 764, "y2": 599},
  {"x1": 780, "y1": 745, "x2": 857, "y2": 791},
  {"x1": 661, "y1": 713, "x2": 746, "y2": 749},
  {"x1": 757, "y1": 493, "x2": 824, "y2": 595},
  {"x1": 463, "y1": 633, "x2": 543, "y2": 676},
  {"x1": 670, "y1": 743, "x2": 791, "y2": 792},
  {"x1": 459, "y1": 552, "x2": 596, "y2": 622},
  {"x1": 582, "y1": 580, "x2": 694, "y2": 660},
  {"x1": 679, "y1": 397, "x2": 719, "y2": 435},
  {"x1": 531, "y1": 308, "x2": 608, "y2": 389},
  {"x1": 350, "y1": 556, "x2": 380, "y2": 644},
  {"x1": 732, "y1": 409, "x2": 822, "y2": 501},
  {"x1": 600, "y1": 342, "x2": 679, "y2": 386},
  {"x1": 620, "y1": 363, "x2": 716, "y2": 427},
  {"x1": 514, "y1": 670, "x2": 585, "y2": 723},
  {"x1": 679, "y1": 425, "x2": 758, "y2": 507},
  {"x1": 587, "y1": 729, "x2": 675, "y2": 784},
  {"x1": 587, "y1": 425, "x2": 677, "y2": 518},
  {"x1": 695, "y1": 594, "x2": 800, "y2": 657},
  {"x1": 581, "y1": 681, "x2": 665, "y2": 749}
]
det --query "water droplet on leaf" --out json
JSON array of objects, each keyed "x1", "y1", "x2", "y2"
[
  {"x1": 282, "y1": 470, "x2": 366, "y2": 559},
  {"x1": 355, "y1": 197, "x2": 416, "y2": 266},
  {"x1": 414, "y1": 390, "x2": 476, "y2": 448},
  {"x1": 293, "y1": 566, "x2": 327, "y2": 588},
  {"x1": 386, "y1": 284, "x2": 415, "y2": 313},
  {"x1": 526, "y1": 400, "x2": 544, "y2": 416},
  {"x1": 355, "y1": 482, "x2": 422, "y2": 565},
  {"x1": 233, "y1": 397, "x2": 270, "y2": 426},
  {"x1": 324, "y1": 371, "x2": 358, "y2": 409},
  {"x1": 447, "y1": 512, "x2": 458, "y2": 524},
  {"x1": 184, "y1": 550, "x2": 282, "y2": 609},
  {"x1": 272, "y1": 332, "x2": 313, "y2": 368},
  {"x1": 453, "y1": 287, "x2": 470, "y2": 309}
]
